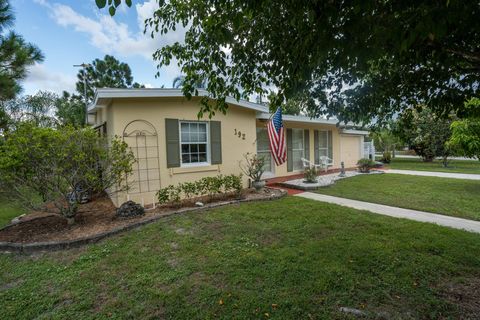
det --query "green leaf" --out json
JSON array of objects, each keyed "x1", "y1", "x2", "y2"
[
  {"x1": 114, "y1": 0, "x2": 121, "y2": 7},
  {"x1": 95, "y1": 0, "x2": 107, "y2": 9},
  {"x1": 109, "y1": 6, "x2": 116, "y2": 16},
  {"x1": 126, "y1": 0, "x2": 132, "y2": 7}
]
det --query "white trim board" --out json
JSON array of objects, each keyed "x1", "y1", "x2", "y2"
[{"x1": 88, "y1": 88, "x2": 269, "y2": 113}]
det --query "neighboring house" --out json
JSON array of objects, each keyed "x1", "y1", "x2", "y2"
[{"x1": 88, "y1": 88, "x2": 368, "y2": 206}]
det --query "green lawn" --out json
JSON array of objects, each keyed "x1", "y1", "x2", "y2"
[
  {"x1": 1, "y1": 197, "x2": 480, "y2": 319},
  {"x1": 316, "y1": 173, "x2": 480, "y2": 220},
  {"x1": 0, "y1": 197, "x2": 25, "y2": 228},
  {"x1": 382, "y1": 157, "x2": 480, "y2": 174}
]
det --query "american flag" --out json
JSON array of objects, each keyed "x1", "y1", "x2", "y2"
[{"x1": 267, "y1": 107, "x2": 287, "y2": 166}]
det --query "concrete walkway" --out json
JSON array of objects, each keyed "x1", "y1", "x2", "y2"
[
  {"x1": 296, "y1": 192, "x2": 480, "y2": 234},
  {"x1": 375, "y1": 154, "x2": 477, "y2": 160},
  {"x1": 386, "y1": 169, "x2": 480, "y2": 180}
]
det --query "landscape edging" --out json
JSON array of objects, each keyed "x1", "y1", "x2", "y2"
[{"x1": 0, "y1": 189, "x2": 287, "y2": 254}]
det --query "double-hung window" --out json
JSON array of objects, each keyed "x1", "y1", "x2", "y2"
[
  {"x1": 315, "y1": 130, "x2": 333, "y2": 163},
  {"x1": 180, "y1": 121, "x2": 209, "y2": 165}
]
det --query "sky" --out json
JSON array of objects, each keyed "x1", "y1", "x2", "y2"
[{"x1": 11, "y1": 0, "x2": 185, "y2": 96}]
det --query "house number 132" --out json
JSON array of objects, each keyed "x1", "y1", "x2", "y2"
[{"x1": 234, "y1": 129, "x2": 246, "y2": 140}]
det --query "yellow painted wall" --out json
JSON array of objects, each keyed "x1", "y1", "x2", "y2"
[
  {"x1": 97, "y1": 97, "x2": 257, "y2": 206},
  {"x1": 93, "y1": 97, "x2": 365, "y2": 206}
]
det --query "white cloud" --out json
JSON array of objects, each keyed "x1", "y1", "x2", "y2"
[
  {"x1": 39, "y1": 0, "x2": 185, "y2": 61},
  {"x1": 34, "y1": 0, "x2": 186, "y2": 87},
  {"x1": 23, "y1": 63, "x2": 77, "y2": 95}
]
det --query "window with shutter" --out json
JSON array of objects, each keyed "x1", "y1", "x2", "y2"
[{"x1": 179, "y1": 121, "x2": 209, "y2": 165}]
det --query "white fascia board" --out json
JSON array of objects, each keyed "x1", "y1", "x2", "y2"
[
  {"x1": 88, "y1": 88, "x2": 269, "y2": 113},
  {"x1": 340, "y1": 129, "x2": 370, "y2": 135},
  {"x1": 256, "y1": 112, "x2": 341, "y2": 126}
]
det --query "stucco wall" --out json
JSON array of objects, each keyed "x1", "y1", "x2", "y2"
[
  {"x1": 94, "y1": 97, "x2": 365, "y2": 206},
  {"x1": 99, "y1": 97, "x2": 257, "y2": 206}
]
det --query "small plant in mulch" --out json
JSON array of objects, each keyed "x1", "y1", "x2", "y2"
[{"x1": 303, "y1": 166, "x2": 318, "y2": 183}]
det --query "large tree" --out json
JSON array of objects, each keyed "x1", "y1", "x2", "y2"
[
  {"x1": 448, "y1": 98, "x2": 480, "y2": 161},
  {"x1": 98, "y1": 1, "x2": 479, "y2": 123},
  {"x1": 394, "y1": 107, "x2": 456, "y2": 165},
  {"x1": 76, "y1": 55, "x2": 144, "y2": 103},
  {"x1": 0, "y1": 91, "x2": 57, "y2": 133},
  {"x1": 0, "y1": 0, "x2": 43, "y2": 100},
  {"x1": 55, "y1": 91, "x2": 85, "y2": 128}
]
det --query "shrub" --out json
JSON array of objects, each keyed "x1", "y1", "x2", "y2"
[
  {"x1": 0, "y1": 123, "x2": 135, "y2": 223},
  {"x1": 223, "y1": 174, "x2": 243, "y2": 197},
  {"x1": 157, "y1": 187, "x2": 170, "y2": 204},
  {"x1": 357, "y1": 158, "x2": 376, "y2": 173},
  {"x1": 156, "y1": 174, "x2": 243, "y2": 205},
  {"x1": 195, "y1": 179, "x2": 207, "y2": 196},
  {"x1": 203, "y1": 175, "x2": 224, "y2": 199},
  {"x1": 381, "y1": 151, "x2": 392, "y2": 163},
  {"x1": 304, "y1": 166, "x2": 318, "y2": 183},
  {"x1": 181, "y1": 181, "x2": 197, "y2": 198},
  {"x1": 168, "y1": 185, "x2": 182, "y2": 207}
]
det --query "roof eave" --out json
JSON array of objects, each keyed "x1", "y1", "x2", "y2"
[{"x1": 88, "y1": 88, "x2": 269, "y2": 113}]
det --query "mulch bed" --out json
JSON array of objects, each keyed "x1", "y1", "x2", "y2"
[
  {"x1": 0, "y1": 188, "x2": 285, "y2": 248},
  {"x1": 436, "y1": 277, "x2": 480, "y2": 318}
]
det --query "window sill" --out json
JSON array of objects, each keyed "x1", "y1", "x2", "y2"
[{"x1": 171, "y1": 164, "x2": 219, "y2": 175}]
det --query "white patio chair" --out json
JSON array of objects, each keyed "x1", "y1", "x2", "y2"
[
  {"x1": 318, "y1": 156, "x2": 334, "y2": 172},
  {"x1": 301, "y1": 158, "x2": 323, "y2": 171}
]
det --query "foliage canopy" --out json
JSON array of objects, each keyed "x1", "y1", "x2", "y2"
[
  {"x1": 76, "y1": 55, "x2": 144, "y2": 103},
  {"x1": 394, "y1": 107, "x2": 456, "y2": 164},
  {"x1": 0, "y1": 0, "x2": 43, "y2": 101},
  {"x1": 99, "y1": 0, "x2": 479, "y2": 123},
  {"x1": 448, "y1": 99, "x2": 480, "y2": 161}
]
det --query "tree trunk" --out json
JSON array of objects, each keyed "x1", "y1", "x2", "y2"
[
  {"x1": 61, "y1": 200, "x2": 78, "y2": 225},
  {"x1": 442, "y1": 155, "x2": 449, "y2": 167},
  {"x1": 66, "y1": 217, "x2": 75, "y2": 225}
]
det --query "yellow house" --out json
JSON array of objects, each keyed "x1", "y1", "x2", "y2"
[{"x1": 88, "y1": 88, "x2": 369, "y2": 206}]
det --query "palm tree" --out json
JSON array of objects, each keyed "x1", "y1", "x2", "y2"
[
  {"x1": 172, "y1": 75, "x2": 186, "y2": 88},
  {"x1": 172, "y1": 75, "x2": 206, "y2": 89}
]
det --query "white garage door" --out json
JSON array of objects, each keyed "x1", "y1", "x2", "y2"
[{"x1": 340, "y1": 135, "x2": 362, "y2": 168}]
